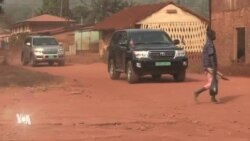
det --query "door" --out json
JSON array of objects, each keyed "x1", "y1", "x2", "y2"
[
  {"x1": 111, "y1": 32, "x2": 122, "y2": 69},
  {"x1": 236, "y1": 27, "x2": 246, "y2": 63},
  {"x1": 118, "y1": 32, "x2": 128, "y2": 71}
]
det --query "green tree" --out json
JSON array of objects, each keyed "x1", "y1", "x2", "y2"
[
  {"x1": 36, "y1": 0, "x2": 72, "y2": 19},
  {"x1": 72, "y1": 0, "x2": 135, "y2": 24},
  {"x1": 0, "y1": 0, "x2": 4, "y2": 15},
  {"x1": 89, "y1": 0, "x2": 135, "y2": 23},
  {"x1": 71, "y1": 0, "x2": 90, "y2": 24}
]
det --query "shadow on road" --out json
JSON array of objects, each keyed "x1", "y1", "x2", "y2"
[
  {"x1": 119, "y1": 75, "x2": 200, "y2": 84},
  {"x1": 219, "y1": 95, "x2": 243, "y2": 104},
  {"x1": 28, "y1": 63, "x2": 74, "y2": 68}
]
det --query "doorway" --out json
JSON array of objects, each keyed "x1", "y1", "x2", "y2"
[{"x1": 236, "y1": 27, "x2": 246, "y2": 63}]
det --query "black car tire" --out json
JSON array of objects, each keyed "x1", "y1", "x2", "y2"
[
  {"x1": 127, "y1": 61, "x2": 139, "y2": 84},
  {"x1": 152, "y1": 74, "x2": 161, "y2": 80},
  {"x1": 58, "y1": 60, "x2": 65, "y2": 66},
  {"x1": 173, "y1": 70, "x2": 186, "y2": 82},
  {"x1": 49, "y1": 62, "x2": 54, "y2": 66},
  {"x1": 21, "y1": 54, "x2": 28, "y2": 66},
  {"x1": 30, "y1": 55, "x2": 37, "y2": 67},
  {"x1": 108, "y1": 59, "x2": 120, "y2": 80}
]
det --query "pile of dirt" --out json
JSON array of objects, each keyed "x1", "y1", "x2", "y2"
[{"x1": 0, "y1": 65, "x2": 62, "y2": 87}]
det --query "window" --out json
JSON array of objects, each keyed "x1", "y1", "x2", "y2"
[
  {"x1": 24, "y1": 38, "x2": 31, "y2": 44},
  {"x1": 130, "y1": 31, "x2": 172, "y2": 45},
  {"x1": 119, "y1": 32, "x2": 128, "y2": 44},
  {"x1": 33, "y1": 38, "x2": 58, "y2": 46},
  {"x1": 111, "y1": 32, "x2": 120, "y2": 45}
]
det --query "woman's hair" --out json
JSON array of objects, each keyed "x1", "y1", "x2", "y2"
[{"x1": 207, "y1": 26, "x2": 216, "y2": 41}]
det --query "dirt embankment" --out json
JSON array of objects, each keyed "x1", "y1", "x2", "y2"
[{"x1": 0, "y1": 65, "x2": 62, "y2": 87}]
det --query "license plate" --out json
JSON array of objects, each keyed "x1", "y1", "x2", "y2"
[
  {"x1": 155, "y1": 62, "x2": 171, "y2": 66},
  {"x1": 48, "y1": 55, "x2": 54, "y2": 59}
]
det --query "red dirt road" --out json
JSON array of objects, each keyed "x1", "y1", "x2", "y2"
[{"x1": 0, "y1": 62, "x2": 250, "y2": 141}]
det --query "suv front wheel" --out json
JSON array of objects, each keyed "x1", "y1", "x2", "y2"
[
  {"x1": 108, "y1": 59, "x2": 120, "y2": 80},
  {"x1": 127, "y1": 61, "x2": 139, "y2": 84},
  {"x1": 173, "y1": 70, "x2": 186, "y2": 82}
]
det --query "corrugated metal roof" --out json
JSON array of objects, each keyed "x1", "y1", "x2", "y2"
[
  {"x1": 93, "y1": 2, "x2": 208, "y2": 30},
  {"x1": 93, "y1": 3, "x2": 166, "y2": 30}
]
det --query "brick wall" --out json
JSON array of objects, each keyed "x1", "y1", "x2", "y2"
[{"x1": 212, "y1": 8, "x2": 250, "y2": 66}]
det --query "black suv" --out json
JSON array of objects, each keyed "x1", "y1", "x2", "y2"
[{"x1": 107, "y1": 29, "x2": 188, "y2": 83}]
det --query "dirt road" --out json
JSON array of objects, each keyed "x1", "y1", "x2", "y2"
[{"x1": 0, "y1": 62, "x2": 250, "y2": 141}]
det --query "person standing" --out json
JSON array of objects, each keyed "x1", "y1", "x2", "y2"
[{"x1": 194, "y1": 27, "x2": 218, "y2": 103}]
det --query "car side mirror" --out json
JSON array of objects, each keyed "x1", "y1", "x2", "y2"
[
  {"x1": 59, "y1": 42, "x2": 63, "y2": 46},
  {"x1": 26, "y1": 42, "x2": 31, "y2": 46},
  {"x1": 119, "y1": 40, "x2": 128, "y2": 46},
  {"x1": 173, "y1": 39, "x2": 180, "y2": 45}
]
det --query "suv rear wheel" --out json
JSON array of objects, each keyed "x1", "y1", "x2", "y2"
[
  {"x1": 30, "y1": 55, "x2": 37, "y2": 67},
  {"x1": 127, "y1": 61, "x2": 139, "y2": 84},
  {"x1": 58, "y1": 60, "x2": 65, "y2": 66},
  {"x1": 48, "y1": 62, "x2": 54, "y2": 66},
  {"x1": 108, "y1": 59, "x2": 120, "y2": 80},
  {"x1": 173, "y1": 70, "x2": 186, "y2": 82},
  {"x1": 21, "y1": 54, "x2": 28, "y2": 66}
]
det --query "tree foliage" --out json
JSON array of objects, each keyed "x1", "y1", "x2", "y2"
[
  {"x1": 0, "y1": 0, "x2": 4, "y2": 14},
  {"x1": 72, "y1": 0, "x2": 135, "y2": 24},
  {"x1": 36, "y1": 0, "x2": 72, "y2": 19}
]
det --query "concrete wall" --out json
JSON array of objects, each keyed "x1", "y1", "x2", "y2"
[{"x1": 75, "y1": 30, "x2": 100, "y2": 52}]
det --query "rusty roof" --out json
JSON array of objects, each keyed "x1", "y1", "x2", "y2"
[
  {"x1": 25, "y1": 14, "x2": 75, "y2": 22},
  {"x1": 14, "y1": 14, "x2": 75, "y2": 26},
  {"x1": 93, "y1": 2, "x2": 208, "y2": 30},
  {"x1": 31, "y1": 24, "x2": 94, "y2": 35}
]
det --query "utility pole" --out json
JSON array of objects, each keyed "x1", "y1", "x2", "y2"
[
  {"x1": 60, "y1": 0, "x2": 63, "y2": 17},
  {"x1": 209, "y1": 0, "x2": 212, "y2": 27}
]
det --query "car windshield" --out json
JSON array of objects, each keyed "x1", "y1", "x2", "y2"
[
  {"x1": 33, "y1": 38, "x2": 58, "y2": 46},
  {"x1": 130, "y1": 31, "x2": 173, "y2": 46}
]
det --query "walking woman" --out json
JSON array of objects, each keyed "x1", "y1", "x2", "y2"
[{"x1": 194, "y1": 27, "x2": 218, "y2": 103}]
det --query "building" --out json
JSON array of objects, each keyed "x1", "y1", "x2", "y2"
[
  {"x1": 94, "y1": 2, "x2": 208, "y2": 64},
  {"x1": 212, "y1": 0, "x2": 250, "y2": 65},
  {"x1": 11, "y1": 14, "x2": 75, "y2": 36}
]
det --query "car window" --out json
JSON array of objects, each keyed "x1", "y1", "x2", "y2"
[
  {"x1": 119, "y1": 32, "x2": 128, "y2": 45},
  {"x1": 110, "y1": 32, "x2": 120, "y2": 45},
  {"x1": 33, "y1": 37, "x2": 58, "y2": 46},
  {"x1": 24, "y1": 37, "x2": 31, "y2": 44},
  {"x1": 130, "y1": 31, "x2": 173, "y2": 45}
]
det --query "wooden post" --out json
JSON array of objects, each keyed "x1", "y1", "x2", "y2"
[{"x1": 209, "y1": 0, "x2": 212, "y2": 27}]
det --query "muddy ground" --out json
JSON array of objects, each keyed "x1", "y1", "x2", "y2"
[{"x1": 0, "y1": 53, "x2": 250, "y2": 141}]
